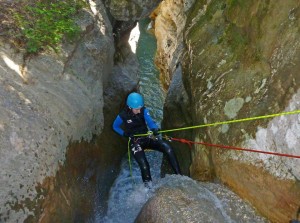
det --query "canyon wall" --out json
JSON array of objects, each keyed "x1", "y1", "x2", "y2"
[
  {"x1": 156, "y1": 0, "x2": 300, "y2": 222},
  {"x1": 0, "y1": 1, "x2": 115, "y2": 221},
  {"x1": 0, "y1": 0, "x2": 163, "y2": 221}
]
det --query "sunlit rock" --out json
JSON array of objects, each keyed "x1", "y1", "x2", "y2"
[{"x1": 158, "y1": 0, "x2": 300, "y2": 222}]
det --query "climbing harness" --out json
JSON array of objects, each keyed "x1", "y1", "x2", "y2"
[{"x1": 127, "y1": 131, "x2": 158, "y2": 181}]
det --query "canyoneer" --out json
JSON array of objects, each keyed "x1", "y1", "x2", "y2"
[{"x1": 112, "y1": 92, "x2": 181, "y2": 188}]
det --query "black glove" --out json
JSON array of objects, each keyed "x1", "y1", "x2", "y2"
[{"x1": 151, "y1": 128, "x2": 160, "y2": 136}]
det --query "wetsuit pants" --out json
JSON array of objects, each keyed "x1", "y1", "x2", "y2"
[{"x1": 130, "y1": 137, "x2": 181, "y2": 183}]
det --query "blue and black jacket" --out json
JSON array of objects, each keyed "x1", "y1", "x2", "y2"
[{"x1": 113, "y1": 107, "x2": 158, "y2": 137}]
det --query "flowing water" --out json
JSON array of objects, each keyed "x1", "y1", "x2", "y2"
[
  {"x1": 100, "y1": 154, "x2": 268, "y2": 223},
  {"x1": 97, "y1": 19, "x2": 268, "y2": 223},
  {"x1": 135, "y1": 19, "x2": 165, "y2": 123}
]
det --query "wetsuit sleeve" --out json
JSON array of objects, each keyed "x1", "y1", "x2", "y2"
[
  {"x1": 144, "y1": 108, "x2": 158, "y2": 130},
  {"x1": 112, "y1": 115, "x2": 124, "y2": 136}
]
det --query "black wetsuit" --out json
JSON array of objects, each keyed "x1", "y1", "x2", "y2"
[{"x1": 113, "y1": 107, "x2": 181, "y2": 182}]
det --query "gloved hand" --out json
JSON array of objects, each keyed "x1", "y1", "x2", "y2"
[{"x1": 151, "y1": 128, "x2": 160, "y2": 136}]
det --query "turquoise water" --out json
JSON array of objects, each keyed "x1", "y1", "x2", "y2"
[
  {"x1": 136, "y1": 19, "x2": 165, "y2": 125},
  {"x1": 99, "y1": 19, "x2": 165, "y2": 223}
]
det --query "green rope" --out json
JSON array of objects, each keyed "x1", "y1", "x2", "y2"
[
  {"x1": 127, "y1": 139, "x2": 135, "y2": 183},
  {"x1": 128, "y1": 109, "x2": 300, "y2": 181},
  {"x1": 134, "y1": 109, "x2": 300, "y2": 136},
  {"x1": 127, "y1": 137, "x2": 153, "y2": 183}
]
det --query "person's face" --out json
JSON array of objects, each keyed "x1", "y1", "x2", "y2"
[{"x1": 132, "y1": 108, "x2": 141, "y2": 114}]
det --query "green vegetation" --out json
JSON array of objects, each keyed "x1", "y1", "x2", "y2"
[
  {"x1": 225, "y1": 24, "x2": 249, "y2": 51},
  {"x1": 14, "y1": 0, "x2": 86, "y2": 54}
]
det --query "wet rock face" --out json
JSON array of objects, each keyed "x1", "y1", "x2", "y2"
[
  {"x1": 27, "y1": 141, "x2": 113, "y2": 223},
  {"x1": 152, "y1": 0, "x2": 188, "y2": 90},
  {"x1": 135, "y1": 177, "x2": 268, "y2": 223},
  {"x1": 135, "y1": 187, "x2": 227, "y2": 223},
  {"x1": 217, "y1": 160, "x2": 300, "y2": 223},
  {"x1": 158, "y1": 0, "x2": 300, "y2": 222},
  {"x1": 0, "y1": 0, "x2": 117, "y2": 221},
  {"x1": 161, "y1": 65, "x2": 193, "y2": 176}
]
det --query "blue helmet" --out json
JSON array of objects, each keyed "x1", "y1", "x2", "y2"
[{"x1": 127, "y1": 92, "x2": 144, "y2": 109}]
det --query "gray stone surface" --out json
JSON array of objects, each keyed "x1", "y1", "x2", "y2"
[
  {"x1": 106, "y1": 0, "x2": 162, "y2": 21},
  {"x1": 156, "y1": 0, "x2": 300, "y2": 222},
  {"x1": 0, "y1": 0, "x2": 115, "y2": 221}
]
